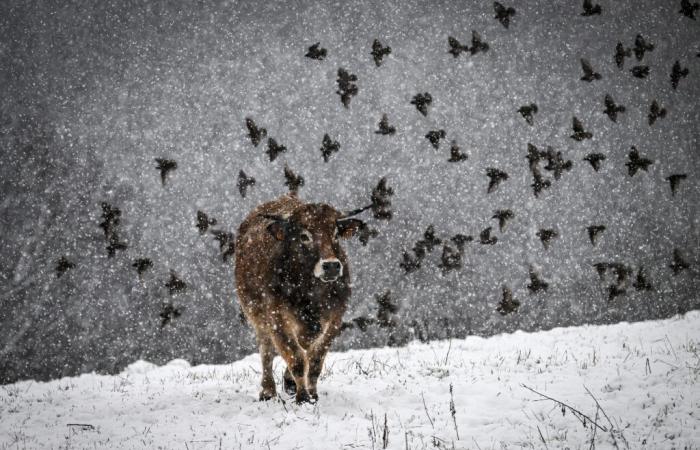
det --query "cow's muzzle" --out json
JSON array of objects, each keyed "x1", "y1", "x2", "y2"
[{"x1": 314, "y1": 258, "x2": 343, "y2": 283}]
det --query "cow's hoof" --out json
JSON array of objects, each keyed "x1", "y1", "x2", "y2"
[
  {"x1": 295, "y1": 390, "x2": 313, "y2": 404},
  {"x1": 283, "y1": 376, "x2": 297, "y2": 395},
  {"x1": 259, "y1": 390, "x2": 275, "y2": 401},
  {"x1": 310, "y1": 392, "x2": 319, "y2": 402}
]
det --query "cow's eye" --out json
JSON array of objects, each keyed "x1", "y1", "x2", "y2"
[{"x1": 300, "y1": 230, "x2": 312, "y2": 244}]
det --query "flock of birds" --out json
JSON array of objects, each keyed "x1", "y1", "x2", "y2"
[{"x1": 52, "y1": 0, "x2": 696, "y2": 330}]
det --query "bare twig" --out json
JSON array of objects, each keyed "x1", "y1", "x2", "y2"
[
  {"x1": 66, "y1": 424, "x2": 95, "y2": 431},
  {"x1": 443, "y1": 339, "x2": 452, "y2": 365},
  {"x1": 382, "y1": 413, "x2": 389, "y2": 449},
  {"x1": 521, "y1": 384, "x2": 607, "y2": 432},
  {"x1": 536, "y1": 425, "x2": 549, "y2": 449},
  {"x1": 421, "y1": 392, "x2": 435, "y2": 429},
  {"x1": 449, "y1": 384, "x2": 460, "y2": 440},
  {"x1": 584, "y1": 385, "x2": 629, "y2": 450}
]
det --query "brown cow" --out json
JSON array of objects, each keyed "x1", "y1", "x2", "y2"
[{"x1": 235, "y1": 193, "x2": 362, "y2": 403}]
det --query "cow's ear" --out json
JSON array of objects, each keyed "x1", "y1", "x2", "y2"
[
  {"x1": 337, "y1": 218, "x2": 363, "y2": 239},
  {"x1": 263, "y1": 215, "x2": 288, "y2": 241}
]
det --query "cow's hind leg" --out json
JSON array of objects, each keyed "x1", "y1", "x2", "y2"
[{"x1": 258, "y1": 335, "x2": 276, "y2": 401}]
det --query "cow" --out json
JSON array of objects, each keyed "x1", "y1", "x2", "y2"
[{"x1": 234, "y1": 193, "x2": 363, "y2": 403}]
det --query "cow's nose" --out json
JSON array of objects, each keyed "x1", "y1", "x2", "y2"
[
  {"x1": 315, "y1": 258, "x2": 343, "y2": 282},
  {"x1": 322, "y1": 260, "x2": 341, "y2": 277}
]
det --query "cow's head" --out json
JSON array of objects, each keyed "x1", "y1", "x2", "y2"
[{"x1": 265, "y1": 204, "x2": 362, "y2": 283}]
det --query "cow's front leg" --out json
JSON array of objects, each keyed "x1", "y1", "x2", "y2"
[
  {"x1": 307, "y1": 316, "x2": 342, "y2": 401},
  {"x1": 258, "y1": 335, "x2": 276, "y2": 401},
  {"x1": 271, "y1": 328, "x2": 311, "y2": 403}
]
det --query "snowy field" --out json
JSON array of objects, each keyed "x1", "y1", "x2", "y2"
[{"x1": 1, "y1": 311, "x2": 698, "y2": 450}]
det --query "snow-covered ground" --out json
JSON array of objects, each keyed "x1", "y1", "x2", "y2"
[{"x1": 1, "y1": 311, "x2": 698, "y2": 450}]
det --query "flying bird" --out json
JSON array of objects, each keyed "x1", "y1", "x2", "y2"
[
  {"x1": 357, "y1": 221, "x2": 379, "y2": 246},
  {"x1": 633, "y1": 34, "x2": 654, "y2": 60},
  {"x1": 666, "y1": 174, "x2": 687, "y2": 196},
  {"x1": 132, "y1": 258, "x2": 153, "y2": 278},
  {"x1": 603, "y1": 94, "x2": 626, "y2": 122},
  {"x1": 370, "y1": 177, "x2": 394, "y2": 220},
  {"x1": 633, "y1": 267, "x2": 653, "y2": 291},
  {"x1": 196, "y1": 211, "x2": 217, "y2": 234},
  {"x1": 210, "y1": 229, "x2": 236, "y2": 262},
  {"x1": 245, "y1": 118, "x2": 267, "y2": 147},
  {"x1": 305, "y1": 42, "x2": 327, "y2": 60},
  {"x1": 55, "y1": 256, "x2": 75, "y2": 278},
  {"x1": 518, "y1": 103, "x2": 538, "y2": 125},
  {"x1": 680, "y1": 0, "x2": 700, "y2": 19},
  {"x1": 494, "y1": 1, "x2": 516, "y2": 28},
  {"x1": 531, "y1": 169, "x2": 552, "y2": 198},
  {"x1": 155, "y1": 158, "x2": 177, "y2": 186},
  {"x1": 486, "y1": 168, "x2": 509, "y2": 193},
  {"x1": 670, "y1": 248, "x2": 690, "y2": 274},
  {"x1": 448, "y1": 142, "x2": 468, "y2": 162},
  {"x1": 106, "y1": 234, "x2": 127, "y2": 257},
  {"x1": 625, "y1": 146, "x2": 653, "y2": 176},
  {"x1": 375, "y1": 114, "x2": 396, "y2": 135},
  {"x1": 671, "y1": 60, "x2": 689, "y2": 90},
  {"x1": 320, "y1": 134, "x2": 340, "y2": 162},
  {"x1": 469, "y1": 31, "x2": 489, "y2": 55},
  {"x1": 480, "y1": 227, "x2": 498, "y2": 245},
  {"x1": 526, "y1": 143, "x2": 543, "y2": 170},
  {"x1": 411, "y1": 93, "x2": 432, "y2": 116},
  {"x1": 159, "y1": 303, "x2": 182, "y2": 328},
  {"x1": 527, "y1": 268, "x2": 549, "y2": 293},
  {"x1": 237, "y1": 170, "x2": 256, "y2": 198},
  {"x1": 493, "y1": 209, "x2": 514, "y2": 231},
  {"x1": 614, "y1": 42, "x2": 632, "y2": 69},
  {"x1": 648, "y1": 100, "x2": 667, "y2": 125},
  {"x1": 580, "y1": 58, "x2": 602, "y2": 81},
  {"x1": 425, "y1": 129, "x2": 446, "y2": 149},
  {"x1": 165, "y1": 271, "x2": 187, "y2": 295},
  {"x1": 371, "y1": 39, "x2": 391, "y2": 66},
  {"x1": 266, "y1": 138, "x2": 287, "y2": 162},
  {"x1": 375, "y1": 290, "x2": 398, "y2": 328},
  {"x1": 581, "y1": 0, "x2": 602, "y2": 16},
  {"x1": 608, "y1": 284, "x2": 626, "y2": 301},
  {"x1": 448, "y1": 36, "x2": 469, "y2": 57},
  {"x1": 413, "y1": 225, "x2": 442, "y2": 257},
  {"x1": 543, "y1": 150, "x2": 573, "y2": 180},
  {"x1": 586, "y1": 225, "x2": 606, "y2": 246},
  {"x1": 438, "y1": 242, "x2": 464, "y2": 273},
  {"x1": 593, "y1": 262, "x2": 608, "y2": 280},
  {"x1": 583, "y1": 152, "x2": 606, "y2": 171},
  {"x1": 284, "y1": 165, "x2": 305, "y2": 193},
  {"x1": 399, "y1": 251, "x2": 422, "y2": 274},
  {"x1": 630, "y1": 65, "x2": 649, "y2": 78},
  {"x1": 336, "y1": 68, "x2": 358, "y2": 107},
  {"x1": 570, "y1": 116, "x2": 593, "y2": 140},
  {"x1": 99, "y1": 202, "x2": 121, "y2": 239},
  {"x1": 536, "y1": 228, "x2": 558, "y2": 250},
  {"x1": 496, "y1": 286, "x2": 520, "y2": 315}
]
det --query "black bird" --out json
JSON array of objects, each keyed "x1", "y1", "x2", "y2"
[
  {"x1": 237, "y1": 170, "x2": 256, "y2": 198},
  {"x1": 531, "y1": 169, "x2": 552, "y2": 198},
  {"x1": 543, "y1": 151, "x2": 573, "y2": 180},
  {"x1": 633, "y1": 34, "x2": 654, "y2": 60},
  {"x1": 608, "y1": 284, "x2": 626, "y2": 301},
  {"x1": 55, "y1": 256, "x2": 75, "y2": 278},
  {"x1": 486, "y1": 168, "x2": 508, "y2": 193},
  {"x1": 580, "y1": 58, "x2": 602, "y2": 81},
  {"x1": 625, "y1": 146, "x2": 653, "y2": 176},
  {"x1": 633, "y1": 267, "x2": 653, "y2": 291},
  {"x1": 648, "y1": 100, "x2": 667, "y2": 125},
  {"x1": 438, "y1": 243, "x2": 464, "y2": 273},
  {"x1": 320, "y1": 133, "x2": 341, "y2": 162},
  {"x1": 165, "y1": 271, "x2": 187, "y2": 295},
  {"x1": 371, "y1": 39, "x2": 391, "y2": 66},
  {"x1": 99, "y1": 202, "x2": 121, "y2": 239},
  {"x1": 614, "y1": 42, "x2": 632, "y2": 69},
  {"x1": 583, "y1": 153, "x2": 606, "y2": 171},
  {"x1": 494, "y1": 1, "x2": 516, "y2": 28},
  {"x1": 666, "y1": 174, "x2": 687, "y2": 196},
  {"x1": 196, "y1": 211, "x2": 217, "y2": 234},
  {"x1": 469, "y1": 30, "x2": 489, "y2": 55},
  {"x1": 496, "y1": 286, "x2": 520, "y2": 315},
  {"x1": 376, "y1": 290, "x2": 398, "y2": 328},
  {"x1": 159, "y1": 303, "x2": 182, "y2": 328},
  {"x1": 526, "y1": 143, "x2": 543, "y2": 170},
  {"x1": 527, "y1": 268, "x2": 549, "y2": 293},
  {"x1": 448, "y1": 36, "x2": 469, "y2": 57},
  {"x1": 670, "y1": 248, "x2": 690, "y2": 274},
  {"x1": 266, "y1": 138, "x2": 286, "y2": 162},
  {"x1": 210, "y1": 229, "x2": 235, "y2": 262},
  {"x1": 680, "y1": 0, "x2": 700, "y2": 19},
  {"x1": 371, "y1": 177, "x2": 394, "y2": 220},
  {"x1": 106, "y1": 235, "x2": 127, "y2": 257},
  {"x1": 448, "y1": 142, "x2": 468, "y2": 162},
  {"x1": 452, "y1": 234, "x2": 473, "y2": 248},
  {"x1": 581, "y1": 0, "x2": 602, "y2": 16},
  {"x1": 305, "y1": 42, "x2": 327, "y2": 60},
  {"x1": 593, "y1": 262, "x2": 608, "y2": 280},
  {"x1": 132, "y1": 258, "x2": 153, "y2": 278},
  {"x1": 630, "y1": 65, "x2": 649, "y2": 78},
  {"x1": 586, "y1": 225, "x2": 606, "y2": 246},
  {"x1": 671, "y1": 60, "x2": 689, "y2": 90},
  {"x1": 603, "y1": 94, "x2": 626, "y2": 122},
  {"x1": 357, "y1": 221, "x2": 379, "y2": 246},
  {"x1": 607, "y1": 263, "x2": 631, "y2": 284},
  {"x1": 414, "y1": 225, "x2": 442, "y2": 257},
  {"x1": 518, "y1": 103, "x2": 538, "y2": 126},
  {"x1": 399, "y1": 251, "x2": 422, "y2": 274},
  {"x1": 570, "y1": 117, "x2": 593, "y2": 140},
  {"x1": 155, "y1": 158, "x2": 177, "y2": 186},
  {"x1": 536, "y1": 228, "x2": 557, "y2": 250},
  {"x1": 411, "y1": 93, "x2": 432, "y2": 116},
  {"x1": 425, "y1": 130, "x2": 446, "y2": 149},
  {"x1": 493, "y1": 209, "x2": 514, "y2": 231},
  {"x1": 375, "y1": 114, "x2": 396, "y2": 135},
  {"x1": 479, "y1": 227, "x2": 498, "y2": 245},
  {"x1": 245, "y1": 118, "x2": 267, "y2": 147},
  {"x1": 284, "y1": 165, "x2": 304, "y2": 194},
  {"x1": 336, "y1": 68, "x2": 358, "y2": 107}
]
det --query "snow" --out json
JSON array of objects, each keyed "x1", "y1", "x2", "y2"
[{"x1": 2, "y1": 311, "x2": 698, "y2": 449}]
